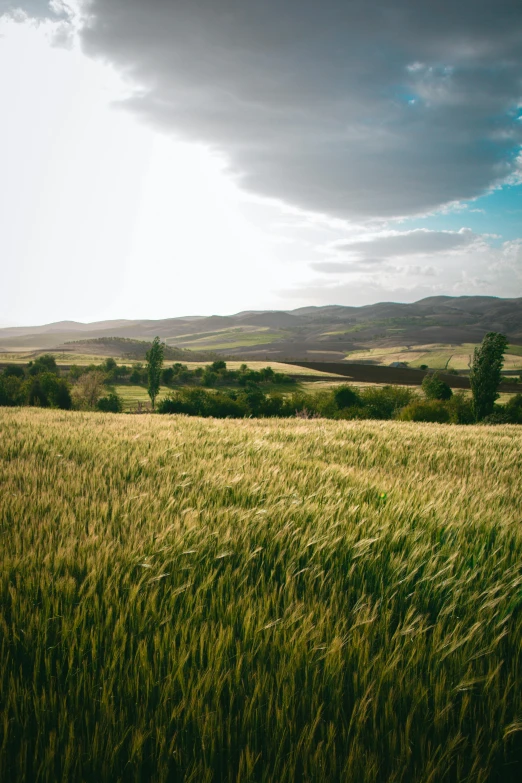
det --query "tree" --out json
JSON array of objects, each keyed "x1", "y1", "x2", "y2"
[
  {"x1": 3, "y1": 364, "x2": 25, "y2": 379},
  {"x1": 97, "y1": 391, "x2": 123, "y2": 413},
  {"x1": 422, "y1": 372, "x2": 453, "y2": 401},
  {"x1": 469, "y1": 332, "x2": 508, "y2": 421},
  {"x1": 0, "y1": 375, "x2": 23, "y2": 406},
  {"x1": 161, "y1": 367, "x2": 174, "y2": 386},
  {"x1": 37, "y1": 373, "x2": 72, "y2": 409},
  {"x1": 146, "y1": 337, "x2": 164, "y2": 410},
  {"x1": 334, "y1": 385, "x2": 360, "y2": 409},
  {"x1": 102, "y1": 357, "x2": 117, "y2": 372},
  {"x1": 72, "y1": 371, "x2": 105, "y2": 410},
  {"x1": 28, "y1": 354, "x2": 58, "y2": 376}
]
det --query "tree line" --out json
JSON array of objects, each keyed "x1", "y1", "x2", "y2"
[{"x1": 1, "y1": 332, "x2": 521, "y2": 423}]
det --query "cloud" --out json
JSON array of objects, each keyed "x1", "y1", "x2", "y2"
[
  {"x1": 310, "y1": 227, "x2": 480, "y2": 276},
  {"x1": 48, "y1": 0, "x2": 522, "y2": 221},
  {"x1": 310, "y1": 258, "x2": 386, "y2": 274},
  {"x1": 283, "y1": 237, "x2": 522, "y2": 306},
  {"x1": 0, "y1": 0, "x2": 67, "y2": 18},
  {"x1": 398, "y1": 264, "x2": 438, "y2": 277},
  {"x1": 334, "y1": 228, "x2": 478, "y2": 258}
]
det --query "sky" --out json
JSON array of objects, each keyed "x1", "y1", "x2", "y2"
[{"x1": 1, "y1": 0, "x2": 521, "y2": 325}]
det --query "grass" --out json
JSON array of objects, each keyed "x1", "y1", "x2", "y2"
[
  {"x1": 1, "y1": 409, "x2": 522, "y2": 782},
  {"x1": 116, "y1": 385, "x2": 172, "y2": 411},
  {"x1": 0, "y1": 352, "x2": 140, "y2": 366},
  {"x1": 344, "y1": 344, "x2": 522, "y2": 372},
  {"x1": 171, "y1": 328, "x2": 287, "y2": 351}
]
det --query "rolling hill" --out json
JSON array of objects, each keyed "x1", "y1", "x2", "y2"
[{"x1": 1, "y1": 296, "x2": 521, "y2": 365}]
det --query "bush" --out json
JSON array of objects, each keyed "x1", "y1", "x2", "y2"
[
  {"x1": 359, "y1": 385, "x2": 414, "y2": 419},
  {"x1": 504, "y1": 393, "x2": 522, "y2": 424},
  {"x1": 162, "y1": 367, "x2": 175, "y2": 386},
  {"x1": 158, "y1": 388, "x2": 248, "y2": 418},
  {"x1": 311, "y1": 391, "x2": 338, "y2": 418},
  {"x1": 129, "y1": 367, "x2": 146, "y2": 384},
  {"x1": 22, "y1": 373, "x2": 72, "y2": 409},
  {"x1": 334, "y1": 385, "x2": 360, "y2": 409},
  {"x1": 3, "y1": 364, "x2": 25, "y2": 379},
  {"x1": 49, "y1": 378, "x2": 73, "y2": 410},
  {"x1": 102, "y1": 357, "x2": 117, "y2": 372},
  {"x1": 97, "y1": 392, "x2": 124, "y2": 413},
  {"x1": 482, "y1": 411, "x2": 512, "y2": 425},
  {"x1": 446, "y1": 392, "x2": 475, "y2": 424},
  {"x1": 336, "y1": 405, "x2": 368, "y2": 421},
  {"x1": 202, "y1": 370, "x2": 218, "y2": 388},
  {"x1": 422, "y1": 372, "x2": 453, "y2": 400},
  {"x1": 68, "y1": 365, "x2": 85, "y2": 380},
  {"x1": 398, "y1": 399, "x2": 450, "y2": 423},
  {"x1": 0, "y1": 375, "x2": 24, "y2": 406},
  {"x1": 27, "y1": 354, "x2": 58, "y2": 376},
  {"x1": 72, "y1": 371, "x2": 105, "y2": 410}
]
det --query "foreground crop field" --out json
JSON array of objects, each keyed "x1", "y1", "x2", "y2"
[{"x1": 1, "y1": 410, "x2": 521, "y2": 782}]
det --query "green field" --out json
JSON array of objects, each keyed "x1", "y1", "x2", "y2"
[
  {"x1": 0, "y1": 351, "x2": 137, "y2": 366},
  {"x1": 1, "y1": 409, "x2": 521, "y2": 782},
  {"x1": 345, "y1": 344, "x2": 522, "y2": 371},
  {"x1": 172, "y1": 327, "x2": 287, "y2": 351}
]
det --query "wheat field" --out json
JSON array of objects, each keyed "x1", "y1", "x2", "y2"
[{"x1": 1, "y1": 408, "x2": 521, "y2": 782}]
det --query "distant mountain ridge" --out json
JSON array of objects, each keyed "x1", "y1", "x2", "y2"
[{"x1": 1, "y1": 296, "x2": 521, "y2": 360}]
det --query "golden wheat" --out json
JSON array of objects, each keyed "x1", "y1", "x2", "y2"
[{"x1": 1, "y1": 408, "x2": 521, "y2": 782}]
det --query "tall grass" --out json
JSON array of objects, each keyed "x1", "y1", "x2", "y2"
[{"x1": 1, "y1": 408, "x2": 521, "y2": 782}]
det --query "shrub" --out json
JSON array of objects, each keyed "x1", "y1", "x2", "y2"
[
  {"x1": 504, "y1": 393, "x2": 522, "y2": 424},
  {"x1": 3, "y1": 364, "x2": 25, "y2": 379},
  {"x1": 334, "y1": 385, "x2": 360, "y2": 409},
  {"x1": 49, "y1": 378, "x2": 73, "y2": 410},
  {"x1": 446, "y1": 392, "x2": 475, "y2": 424},
  {"x1": 202, "y1": 370, "x2": 218, "y2": 388},
  {"x1": 102, "y1": 357, "x2": 117, "y2": 372},
  {"x1": 27, "y1": 354, "x2": 58, "y2": 376},
  {"x1": 68, "y1": 365, "x2": 85, "y2": 380},
  {"x1": 422, "y1": 372, "x2": 453, "y2": 400},
  {"x1": 21, "y1": 373, "x2": 72, "y2": 410},
  {"x1": 336, "y1": 405, "x2": 367, "y2": 421},
  {"x1": 311, "y1": 391, "x2": 338, "y2": 418},
  {"x1": 158, "y1": 388, "x2": 247, "y2": 418},
  {"x1": 482, "y1": 411, "x2": 512, "y2": 425},
  {"x1": 72, "y1": 371, "x2": 106, "y2": 410},
  {"x1": 0, "y1": 375, "x2": 23, "y2": 406},
  {"x1": 398, "y1": 399, "x2": 450, "y2": 423},
  {"x1": 359, "y1": 385, "x2": 414, "y2": 419},
  {"x1": 129, "y1": 367, "x2": 146, "y2": 384},
  {"x1": 162, "y1": 367, "x2": 175, "y2": 386},
  {"x1": 97, "y1": 392, "x2": 124, "y2": 413}
]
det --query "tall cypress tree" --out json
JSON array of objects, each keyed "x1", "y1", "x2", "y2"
[
  {"x1": 146, "y1": 336, "x2": 164, "y2": 410},
  {"x1": 469, "y1": 332, "x2": 507, "y2": 421}
]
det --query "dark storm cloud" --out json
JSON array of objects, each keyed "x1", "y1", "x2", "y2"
[{"x1": 77, "y1": 1, "x2": 522, "y2": 218}]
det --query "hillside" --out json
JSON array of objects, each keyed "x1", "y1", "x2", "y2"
[
  {"x1": 59, "y1": 337, "x2": 217, "y2": 361},
  {"x1": 1, "y1": 296, "x2": 521, "y2": 363}
]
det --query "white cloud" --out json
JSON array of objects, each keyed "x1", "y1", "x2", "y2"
[
  {"x1": 285, "y1": 236, "x2": 522, "y2": 306},
  {"x1": 333, "y1": 228, "x2": 478, "y2": 258}
]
